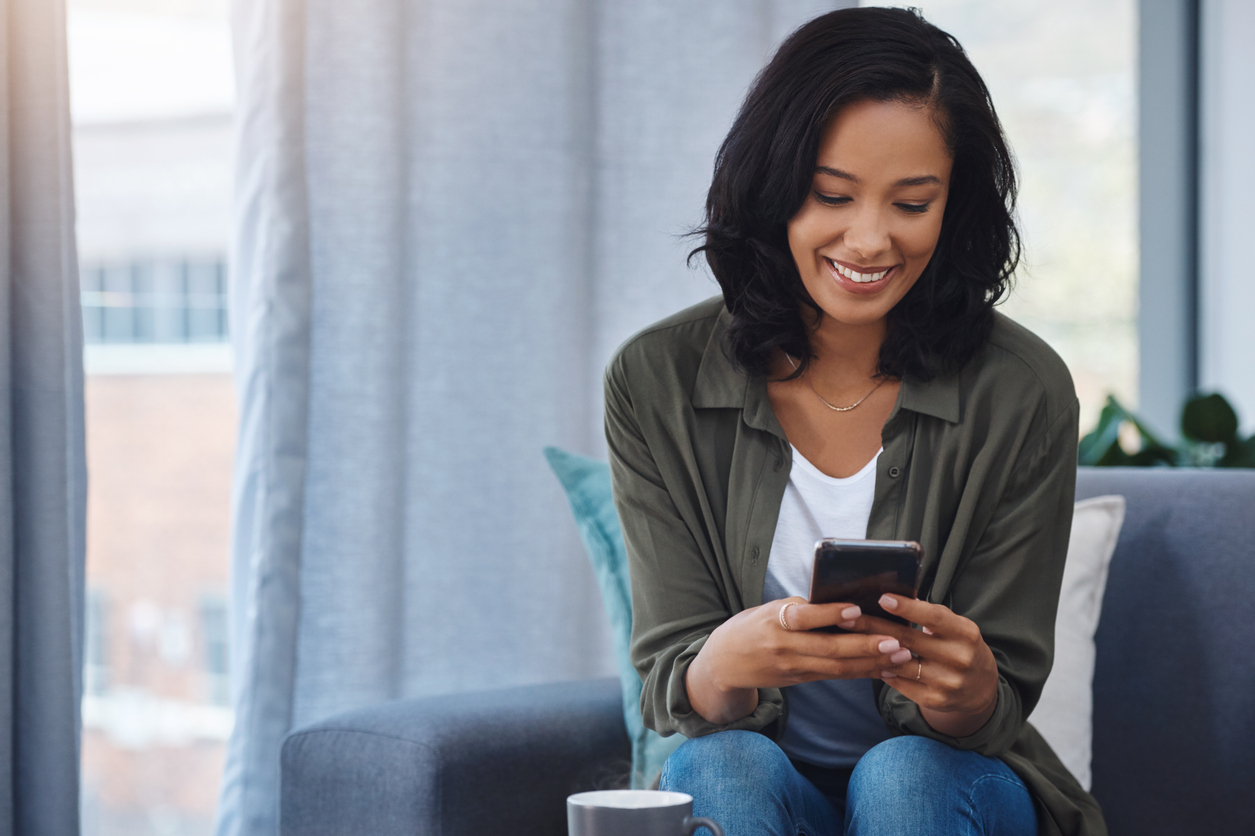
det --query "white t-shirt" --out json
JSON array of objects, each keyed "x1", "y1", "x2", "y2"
[{"x1": 761, "y1": 445, "x2": 893, "y2": 768}]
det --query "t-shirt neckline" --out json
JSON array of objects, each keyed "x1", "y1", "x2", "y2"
[{"x1": 788, "y1": 444, "x2": 882, "y2": 486}]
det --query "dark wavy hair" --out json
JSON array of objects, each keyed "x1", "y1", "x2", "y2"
[{"x1": 691, "y1": 6, "x2": 1019, "y2": 382}]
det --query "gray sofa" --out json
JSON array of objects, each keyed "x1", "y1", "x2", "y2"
[{"x1": 281, "y1": 468, "x2": 1255, "y2": 835}]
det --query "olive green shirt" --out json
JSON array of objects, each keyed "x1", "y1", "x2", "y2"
[{"x1": 605, "y1": 296, "x2": 1104, "y2": 836}]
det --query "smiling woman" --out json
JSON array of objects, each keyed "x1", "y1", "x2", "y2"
[
  {"x1": 695, "y1": 21, "x2": 1019, "y2": 396},
  {"x1": 607, "y1": 7, "x2": 1099, "y2": 836},
  {"x1": 788, "y1": 99, "x2": 951, "y2": 323},
  {"x1": 768, "y1": 98, "x2": 953, "y2": 486}
]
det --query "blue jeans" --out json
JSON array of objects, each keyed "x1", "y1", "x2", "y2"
[{"x1": 659, "y1": 731, "x2": 1038, "y2": 836}]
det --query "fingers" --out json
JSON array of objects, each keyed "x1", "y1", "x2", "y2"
[
  {"x1": 776, "y1": 596, "x2": 973, "y2": 642},
  {"x1": 870, "y1": 619, "x2": 982, "y2": 676},
  {"x1": 770, "y1": 604, "x2": 912, "y2": 683},
  {"x1": 879, "y1": 664, "x2": 996, "y2": 727},
  {"x1": 778, "y1": 599, "x2": 864, "y2": 632},
  {"x1": 789, "y1": 629, "x2": 914, "y2": 665},
  {"x1": 770, "y1": 598, "x2": 917, "y2": 684},
  {"x1": 791, "y1": 656, "x2": 893, "y2": 682},
  {"x1": 875, "y1": 626, "x2": 1000, "y2": 720},
  {"x1": 879, "y1": 655, "x2": 961, "y2": 691},
  {"x1": 843, "y1": 599, "x2": 982, "y2": 663},
  {"x1": 843, "y1": 613, "x2": 918, "y2": 642},
  {"x1": 839, "y1": 613, "x2": 952, "y2": 667},
  {"x1": 878, "y1": 594, "x2": 976, "y2": 641},
  {"x1": 786, "y1": 645, "x2": 912, "y2": 682}
]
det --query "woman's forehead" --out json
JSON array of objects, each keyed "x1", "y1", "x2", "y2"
[{"x1": 815, "y1": 99, "x2": 952, "y2": 183}]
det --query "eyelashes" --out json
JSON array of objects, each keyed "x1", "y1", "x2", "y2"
[{"x1": 812, "y1": 192, "x2": 932, "y2": 214}]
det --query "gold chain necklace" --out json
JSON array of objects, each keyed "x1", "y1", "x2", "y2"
[{"x1": 785, "y1": 354, "x2": 886, "y2": 413}]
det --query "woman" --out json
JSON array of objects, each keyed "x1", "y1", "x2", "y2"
[{"x1": 604, "y1": 7, "x2": 1103, "y2": 836}]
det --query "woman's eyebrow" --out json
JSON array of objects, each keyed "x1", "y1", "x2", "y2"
[
  {"x1": 814, "y1": 167, "x2": 941, "y2": 188},
  {"x1": 816, "y1": 166, "x2": 859, "y2": 183},
  {"x1": 895, "y1": 175, "x2": 942, "y2": 186}
]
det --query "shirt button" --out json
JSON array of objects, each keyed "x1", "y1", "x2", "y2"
[{"x1": 888, "y1": 466, "x2": 901, "y2": 478}]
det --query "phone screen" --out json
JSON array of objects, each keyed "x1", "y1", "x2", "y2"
[{"x1": 808, "y1": 539, "x2": 923, "y2": 631}]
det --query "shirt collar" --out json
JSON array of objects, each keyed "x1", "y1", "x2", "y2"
[
  {"x1": 691, "y1": 307, "x2": 748, "y2": 409},
  {"x1": 896, "y1": 369, "x2": 962, "y2": 424},
  {"x1": 691, "y1": 306, "x2": 962, "y2": 427}
]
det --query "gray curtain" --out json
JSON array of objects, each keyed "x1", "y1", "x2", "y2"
[
  {"x1": 0, "y1": 0, "x2": 87, "y2": 833},
  {"x1": 218, "y1": 2, "x2": 850, "y2": 835}
]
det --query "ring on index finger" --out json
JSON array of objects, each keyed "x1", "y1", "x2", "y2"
[{"x1": 779, "y1": 601, "x2": 799, "y2": 632}]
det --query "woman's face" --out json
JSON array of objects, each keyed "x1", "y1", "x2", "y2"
[{"x1": 787, "y1": 98, "x2": 953, "y2": 332}]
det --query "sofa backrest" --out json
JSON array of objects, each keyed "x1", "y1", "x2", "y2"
[{"x1": 1076, "y1": 468, "x2": 1255, "y2": 836}]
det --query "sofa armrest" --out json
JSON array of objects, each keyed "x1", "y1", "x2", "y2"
[{"x1": 280, "y1": 677, "x2": 629, "y2": 836}]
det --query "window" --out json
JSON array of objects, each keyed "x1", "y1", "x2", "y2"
[
  {"x1": 879, "y1": 0, "x2": 1139, "y2": 429},
  {"x1": 199, "y1": 595, "x2": 230, "y2": 708},
  {"x1": 84, "y1": 589, "x2": 110, "y2": 697},
  {"x1": 72, "y1": 1, "x2": 236, "y2": 834},
  {"x1": 81, "y1": 258, "x2": 229, "y2": 345}
]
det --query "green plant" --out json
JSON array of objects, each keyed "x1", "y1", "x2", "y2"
[{"x1": 1078, "y1": 392, "x2": 1255, "y2": 467}]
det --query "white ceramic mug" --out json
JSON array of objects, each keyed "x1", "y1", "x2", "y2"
[{"x1": 567, "y1": 790, "x2": 724, "y2": 836}]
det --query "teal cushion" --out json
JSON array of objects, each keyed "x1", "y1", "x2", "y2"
[{"x1": 543, "y1": 446, "x2": 684, "y2": 788}]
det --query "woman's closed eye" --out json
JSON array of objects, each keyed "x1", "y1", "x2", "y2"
[
  {"x1": 813, "y1": 192, "x2": 933, "y2": 215},
  {"x1": 813, "y1": 191, "x2": 851, "y2": 206}
]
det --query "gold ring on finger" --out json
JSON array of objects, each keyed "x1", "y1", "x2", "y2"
[
  {"x1": 915, "y1": 659, "x2": 923, "y2": 681},
  {"x1": 779, "y1": 601, "x2": 799, "y2": 632}
]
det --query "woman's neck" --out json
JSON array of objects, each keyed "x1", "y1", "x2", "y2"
[{"x1": 803, "y1": 310, "x2": 887, "y2": 385}]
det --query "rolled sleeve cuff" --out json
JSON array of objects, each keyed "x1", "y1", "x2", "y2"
[
  {"x1": 644, "y1": 635, "x2": 786, "y2": 740},
  {"x1": 878, "y1": 676, "x2": 1023, "y2": 756}
]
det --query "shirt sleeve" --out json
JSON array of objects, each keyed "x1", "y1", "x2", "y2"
[
  {"x1": 876, "y1": 396, "x2": 1080, "y2": 757},
  {"x1": 604, "y1": 353, "x2": 785, "y2": 739}
]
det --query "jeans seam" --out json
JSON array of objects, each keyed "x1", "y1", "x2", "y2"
[{"x1": 967, "y1": 773, "x2": 1026, "y2": 835}]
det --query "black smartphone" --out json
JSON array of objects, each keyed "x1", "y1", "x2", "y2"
[{"x1": 807, "y1": 539, "x2": 923, "y2": 632}]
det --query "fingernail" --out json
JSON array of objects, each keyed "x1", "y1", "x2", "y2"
[
  {"x1": 890, "y1": 649, "x2": 913, "y2": 665},
  {"x1": 879, "y1": 594, "x2": 898, "y2": 610},
  {"x1": 841, "y1": 606, "x2": 861, "y2": 620},
  {"x1": 881, "y1": 670, "x2": 897, "y2": 679},
  {"x1": 877, "y1": 639, "x2": 900, "y2": 654},
  {"x1": 839, "y1": 620, "x2": 856, "y2": 629}
]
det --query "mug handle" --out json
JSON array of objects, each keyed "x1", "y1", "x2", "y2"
[{"x1": 683, "y1": 816, "x2": 725, "y2": 836}]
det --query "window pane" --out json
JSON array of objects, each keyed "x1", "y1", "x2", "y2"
[
  {"x1": 72, "y1": 1, "x2": 236, "y2": 834},
  {"x1": 878, "y1": 0, "x2": 1139, "y2": 429}
]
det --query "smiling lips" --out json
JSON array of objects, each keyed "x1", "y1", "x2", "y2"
[{"x1": 825, "y1": 257, "x2": 897, "y2": 285}]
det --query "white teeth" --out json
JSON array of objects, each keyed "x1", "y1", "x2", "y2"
[{"x1": 829, "y1": 260, "x2": 890, "y2": 283}]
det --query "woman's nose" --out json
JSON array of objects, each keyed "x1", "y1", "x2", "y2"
[{"x1": 842, "y1": 206, "x2": 891, "y2": 259}]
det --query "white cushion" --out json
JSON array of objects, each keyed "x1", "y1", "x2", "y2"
[{"x1": 1027, "y1": 494, "x2": 1125, "y2": 791}]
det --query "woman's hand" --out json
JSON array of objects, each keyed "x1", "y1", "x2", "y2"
[
  {"x1": 845, "y1": 593, "x2": 1000, "y2": 738},
  {"x1": 685, "y1": 597, "x2": 913, "y2": 724}
]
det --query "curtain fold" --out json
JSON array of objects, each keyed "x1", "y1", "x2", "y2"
[
  {"x1": 219, "y1": 2, "x2": 849, "y2": 835},
  {"x1": 0, "y1": 0, "x2": 87, "y2": 833}
]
